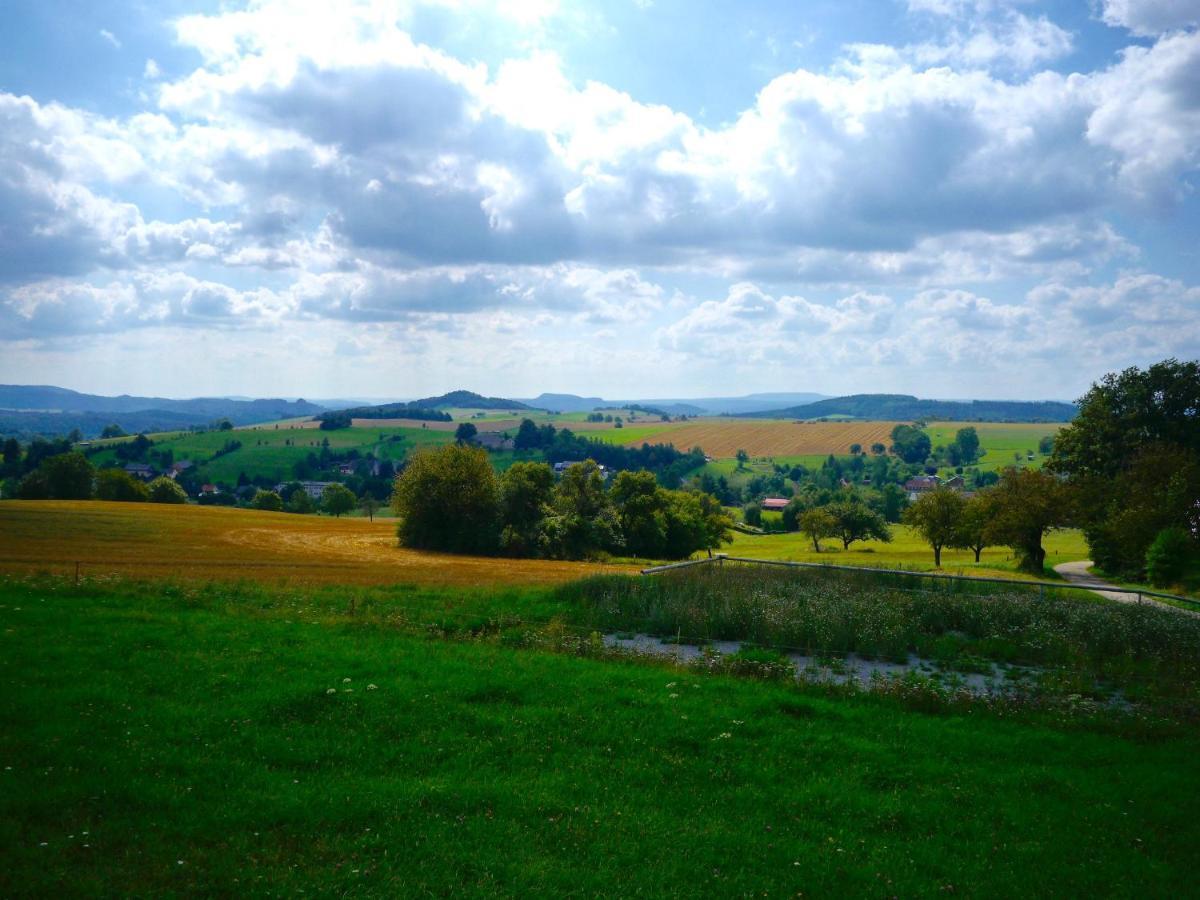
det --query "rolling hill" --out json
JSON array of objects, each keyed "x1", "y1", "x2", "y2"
[{"x1": 740, "y1": 393, "x2": 1077, "y2": 422}]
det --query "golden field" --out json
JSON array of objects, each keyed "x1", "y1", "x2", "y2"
[
  {"x1": 624, "y1": 419, "x2": 901, "y2": 458},
  {"x1": 0, "y1": 501, "x2": 632, "y2": 587}
]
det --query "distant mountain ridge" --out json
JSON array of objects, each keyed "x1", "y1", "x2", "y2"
[
  {"x1": 521, "y1": 392, "x2": 828, "y2": 415},
  {"x1": 740, "y1": 393, "x2": 1077, "y2": 422},
  {"x1": 412, "y1": 390, "x2": 533, "y2": 410},
  {"x1": 0, "y1": 385, "x2": 325, "y2": 438}
]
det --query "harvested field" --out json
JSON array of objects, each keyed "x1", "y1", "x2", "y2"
[
  {"x1": 623, "y1": 419, "x2": 901, "y2": 457},
  {"x1": 0, "y1": 501, "x2": 631, "y2": 587}
]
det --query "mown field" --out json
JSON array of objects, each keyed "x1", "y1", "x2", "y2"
[
  {"x1": 604, "y1": 419, "x2": 900, "y2": 458},
  {"x1": 723, "y1": 523, "x2": 1089, "y2": 579},
  {"x1": 0, "y1": 502, "x2": 627, "y2": 587},
  {"x1": 2, "y1": 574, "x2": 1199, "y2": 895},
  {"x1": 925, "y1": 421, "x2": 1062, "y2": 473}
]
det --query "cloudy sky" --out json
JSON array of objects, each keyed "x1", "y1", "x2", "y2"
[{"x1": 1, "y1": 0, "x2": 1198, "y2": 401}]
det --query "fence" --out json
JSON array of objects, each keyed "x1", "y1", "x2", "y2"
[{"x1": 641, "y1": 553, "x2": 1200, "y2": 611}]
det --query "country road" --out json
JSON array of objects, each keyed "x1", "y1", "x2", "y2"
[{"x1": 1054, "y1": 560, "x2": 1197, "y2": 615}]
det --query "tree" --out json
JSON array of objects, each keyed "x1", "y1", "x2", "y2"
[
  {"x1": 827, "y1": 501, "x2": 891, "y2": 549},
  {"x1": 610, "y1": 470, "x2": 666, "y2": 558},
  {"x1": 359, "y1": 493, "x2": 381, "y2": 522},
  {"x1": 322, "y1": 483, "x2": 356, "y2": 517},
  {"x1": 287, "y1": 488, "x2": 315, "y2": 514},
  {"x1": 1038, "y1": 434, "x2": 1054, "y2": 455},
  {"x1": 798, "y1": 508, "x2": 837, "y2": 552},
  {"x1": 870, "y1": 442, "x2": 886, "y2": 456},
  {"x1": 540, "y1": 460, "x2": 620, "y2": 559},
  {"x1": 950, "y1": 493, "x2": 992, "y2": 563},
  {"x1": 742, "y1": 503, "x2": 762, "y2": 528},
  {"x1": 455, "y1": 422, "x2": 478, "y2": 444},
  {"x1": 890, "y1": 424, "x2": 932, "y2": 464},
  {"x1": 513, "y1": 418, "x2": 542, "y2": 450},
  {"x1": 954, "y1": 427, "x2": 980, "y2": 464},
  {"x1": 498, "y1": 462, "x2": 555, "y2": 556},
  {"x1": 252, "y1": 489, "x2": 284, "y2": 511},
  {"x1": 982, "y1": 468, "x2": 1071, "y2": 574},
  {"x1": 1145, "y1": 527, "x2": 1196, "y2": 588},
  {"x1": 147, "y1": 477, "x2": 188, "y2": 504},
  {"x1": 392, "y1": 444, "x2": 500, "y2": 554},
  {"x1": 849, "y1": 443, "x2": 862, "y2": 456},
  {"x1": 100, "y1": 424, "x2": 126, "y2": 439},
  {"x1": 692, "y1": 491, "x2": 735, "y2": 557},
  {"x1": 781, "y1": 497, "x2": 807, "y2": 531},
  {"x1": 879, "y1": 483, "x2": 908, "y2": 523},
  {"x1": 735, "y1": 449, "x2": 750, "y2": 469},
  {"x1": 41, "y1": 452, "x2": 95, "y2": 500},
  {"x1": 902, "y1": 489, "x2": 966, "y2": 567},
  {"x1": 95, "y1": 469, "x2": 149, "y2": 502}
]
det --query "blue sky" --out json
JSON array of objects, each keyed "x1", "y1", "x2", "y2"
[{"x1": 1, "y1": 0, "x2": 1197, "y2": 400}]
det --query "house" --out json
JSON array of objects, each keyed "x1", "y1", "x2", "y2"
[
  {"x1": 903, "y1": 475, "x2": 941, "y2": 501},
  {"x1": 124, "y1": 463, "x2": 156, "y2": 481},
  {"x1": 199, "y1": 483, "x2": 220, "y2": 496},
  {"x1": 761, "y1": 497, "x2": 789, "y2": 511},
  {"x1": 336, "y1": 462, "x2": 358, "y2": 476},
  {"x1": 168, "y1": 461, "x2": 193, "y2": 479},
  {"x1": 943, "y1": 475, "x2": 966, "y2": 490}
]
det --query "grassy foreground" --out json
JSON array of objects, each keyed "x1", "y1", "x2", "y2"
[{"x1": 2, "y1": 576, "x2": 1199, "y2": 895}]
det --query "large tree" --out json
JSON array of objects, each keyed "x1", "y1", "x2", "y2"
[
  {"x1": 890, "y1": 424, "x2": 931, "y2": 464},
  {"x1": 798, "y1": 507, "x2": 837, "y2": 552},
  {"x1": 902, "y1": 488, "x2": 966, "y2": 567},
  {"x1": 1049, "y1": 358, "x2": 1200, "y2": 576},
  {"x1": 540, "y1": 460, "x2": 620, "y2": 560},
  {"x1": 322, "y1": 483, "x2": 357, "y2": 517},
  {"x1": 950, "y1": 493, "x2": 993, "y2": 563},
  {"x1": 827, "y1": 501, "x2": 891, "y2": 550},
  {"x1": 392, "y1": 444, "x2": 500, "y2": 554},
  {"x1": 95, "y1": 468, "x2": 149, "y2": 502},
  {"x1": 40, "y1": 452, "x2": 95, "y2": 500},
  {"x1": 499, "y1": 461, "x2": 555, "y2": 556},
  {"x1": 983, "y1": 468, "x2": 1072, "y2": 574}
]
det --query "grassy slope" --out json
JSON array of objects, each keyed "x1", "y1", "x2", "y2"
[
  {"x1": 925, "y1": 422, "x2": 1062, "y2": 474},
  {"x1": 2, "y1": 578, "x2": 1197, "y2": 896}
]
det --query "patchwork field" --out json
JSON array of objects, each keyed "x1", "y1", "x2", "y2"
[
  {"x1": 0, "y1": 502, "x2": 628, "y2": 587},
  {"x1": 614, "y1": 419, "x2": 901, "y2": 458}
]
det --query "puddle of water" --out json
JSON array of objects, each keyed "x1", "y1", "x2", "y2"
[{"x1": 602, "y1": 633, "x2": 1050, "y2": 698}]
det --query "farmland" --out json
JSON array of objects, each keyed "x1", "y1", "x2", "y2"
[
  {"x1": 925, "y1": 421, "x2": 1062, "y2": 473},
  {"x1": 610, "y1": 419, "x2": 900, "y2": 458},
  {"x1": 0, "y1": 502, "x2": 627, "y2": 587}
]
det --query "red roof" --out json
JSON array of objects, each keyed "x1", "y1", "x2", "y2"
[{"x1": 761, "y1": 497, "x2": 789, "y2": 510}]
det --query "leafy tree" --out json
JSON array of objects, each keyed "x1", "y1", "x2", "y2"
[
  {"x1": 1145, "y1": 527, "x2": 1196, "y2": 588},
  {"x1": 849, "y1": 443, "x2": 862, "y2": 455},
  {"x1": 781, "y1": 497, "x2": 807, "y2": 531},
  {"x1": 870, "y1": 442, "x2": 886, "y2": 456},
  {"x1": 735, "y1": 449, "x2": 750, "y2": 469},
  {"x1": 879, "y1": 483, "x2": 908, "y2": 523},
  {"x1": 954, "y1": 427, "x2": 980, "y2": 464},
  {"x1": 95, "y1": 468, "x2": 149, "y2": 502},
  {"x1": 147, "y1": 477, "x2": 188, "y2": 504},
  {"x1": 40, "y1": 452, "x2": 95, "y2": 500},
  {"x1": 287, "y1": 488, "x2": 315, "y2": 514},
  {"x1": 692, "y1": 491, "x2": 735, "y2": 557},
  {"x1": 540, "y1": 460, "x2": 620, "y2": 560},
  {"x1": 392, "y1": 444, "x2": 500, "y2": 554},
  {"x1": 16, "y1": 469, "x2": 50, "y2": 499},
  {"x1": 742, "y1": 503, "x2": 762, "y2": 528},
  {"x1": 252, "y1": 489, "x2": 284, "y2": 511},
  {"x1": 827, "y1": 501, "x2": 891, "y2": 549},
  {"x1": 611, "y1": 470, "x2": 666, "y2": 558},
  {"x1": 322, "y1": 483, "x2": 356, "y2": 517},
  {"x1": 455, "y1": 422, "x2": 478, "y2": 444},
  {"x1": 798, "y1": 508, "x2": 837, "y2": 552},
  {"x1": 100, "y1": 424, "x2": 127, "y2": 439},
  {"x1": 902, "y1": 489, "x2": 965, "y2": 567},
  {"x1": 2, "y1": 437, "x2": 20, "y2": 476},
  {"x1": 983, "y1": 468, "x2": 1072, "y2": 574},
  {"x1": 359, "y1": 494, "x2": 381, "y2": 522},
  {"x1": 890, "y1": 424, "x2": 932, "y2": 464},
  {"x1": 1038, "y1": 434, "x2": 1054, "y2": 455},
  {"x1": 498, "y1": 461, "x2": 556, "y2": 556},
  {"x1": 951, "y1": 493, "x2": 993, "y2": 563},
  {"x1": 319, "y1": 411, "x2": 352, "y2": 430}
]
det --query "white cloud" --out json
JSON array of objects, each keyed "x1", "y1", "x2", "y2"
[
  {"x1": 1101, "y1": 0, "x2": 1200, "y2": 36},
  {"x1": 99, "y1": 29, "x2": 121, "y2": 49}
]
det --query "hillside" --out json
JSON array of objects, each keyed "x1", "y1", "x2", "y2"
[
  {"x1": 521, "y1": 392, "x2": 828, "y2": 415},
  {"x1": 742, "y1": 393, "x2": 1077, "y2": 423},
  {"x1": 0, "y1": 385, "x2": 325, "y2": 438},
  {"x1": 412, "y1": 390, "x2": 533, "y2": 410}
]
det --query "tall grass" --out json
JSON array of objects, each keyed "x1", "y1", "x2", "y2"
[{"x1": 558, "y1": 564, "x2": 1200, "y2": 704}]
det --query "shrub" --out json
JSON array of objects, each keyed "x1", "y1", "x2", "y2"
[
  {"x1": 252, "y1": 489, "x2": 284, "y2": 512},
  {"x1": 147, "y1": 477, "x2": 187, "y2": 504},
  {"x1": 392, "y1": 444, "x2": 500, "y2": 554},
  {"x1": 1145, "y1": 527, "x2": 1196, "y2": 588},
  {"x1": 96, "y1": 469, "x2": 149, "y2": 502}
]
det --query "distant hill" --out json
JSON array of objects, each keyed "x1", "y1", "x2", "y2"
[
  {"x1": 519, "y1": 392, "x2": 828, "y2": 415},
  {"x1": 739, "y1": 393, "x2": 1077, "y2": 423},
  {"x1": 0, "y1": 385, "x2": 326, "y2": 439},
  {"x1": 412, "y1": 390, "x2": 533, "y2": 410}
]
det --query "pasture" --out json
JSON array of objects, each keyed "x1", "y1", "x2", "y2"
[
  {"x1": 2, "y1": 575, "x2": 1199, "y2": 895},
  {"x1": 0, "y1": 502, "x2": 627, "y2": 587},
  {"x1": 925, "y1": 421, "x2": 1062, "y2": 473}
]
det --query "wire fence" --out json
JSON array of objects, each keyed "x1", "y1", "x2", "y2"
[{"x1": 641, "y1": 553, "x2": 1200, "y2": 611}]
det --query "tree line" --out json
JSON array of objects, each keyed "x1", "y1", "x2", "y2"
[{"x1": 391, "y1": 444, "x2": 733, "y2": 561}]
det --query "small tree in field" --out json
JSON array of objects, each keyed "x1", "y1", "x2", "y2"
[
  {"x1": 827, "y1": 501, "x2": 891, "y2": 549},
  {"x1": 951, "y1": 493, "x2": 993, "y2": 562},
  {"x1": 455, "y1": 422, "x2": 478, "y2": 444},
  {"x1": 359, "y1": 493, "x2": 381, "y2": 522},
  {"x1": 146, "y1": 476, "x2": 187, "y2": 504},
  {"x1": 798, "y1": 508, "x2": 837, "y2": 552},
  {"x1": 735, "y1": 449, "x2": 749, "y2": 469},
  {"x1": 322, "y1": 483, "x2": 356, "y2": 517},
  {"x1": 903, "y1": 489, "x2": 965, "y2": 567},
  {"x1": 252, "y1": 489, "x2": 284, "y2": 511}
]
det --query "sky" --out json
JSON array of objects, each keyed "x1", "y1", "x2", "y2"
[{"x1": 0, "y1": 0, "x2": 1198, "y2": 402}]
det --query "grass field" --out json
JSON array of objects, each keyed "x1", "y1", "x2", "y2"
[
  {"x1": 721, "y1": 523, "x2": 1090, "y2": 579},
  {"x1": 0, "y1": 502, "x2": 627, "y2": 587},
  {"x1": 3, "y1": 575, "x2": 1199, "y2": 895},
  {"x1": 608, "y1": 420, "x2": 900, "y2": 458},
  {"x1": 925, "y1": 421, "x2": 1062, "y2": 473}
]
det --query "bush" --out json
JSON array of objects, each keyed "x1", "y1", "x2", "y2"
[
  {"x1": 252, "y1": 489, "x2": 284, "y2": 512},
  {"x1": 96, "y1": 469, "x2": 149, "y2": 502},
  {"x1": 147, "y1": 477, "x2": 187, "y2": 504},
  {"x1": 1145, "y1": 527, "x2": 1196, "y2": 588}
]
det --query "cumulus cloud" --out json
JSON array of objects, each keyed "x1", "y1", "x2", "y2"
[{"x1": 1101, "y1": 0, "x2": 1200, "y2": 36}]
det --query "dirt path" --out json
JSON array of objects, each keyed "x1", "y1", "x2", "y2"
[{"x1": 1054, "y1": 560, "x2": 1196, "y2": 615}]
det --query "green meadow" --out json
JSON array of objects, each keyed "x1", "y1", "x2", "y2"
[
  {"x1": 2, "y1": 574, "x2": 1198, "y2": 896},
  {"x1": 924, "y1": 421, "x2": 1063, "y2": 473}
]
